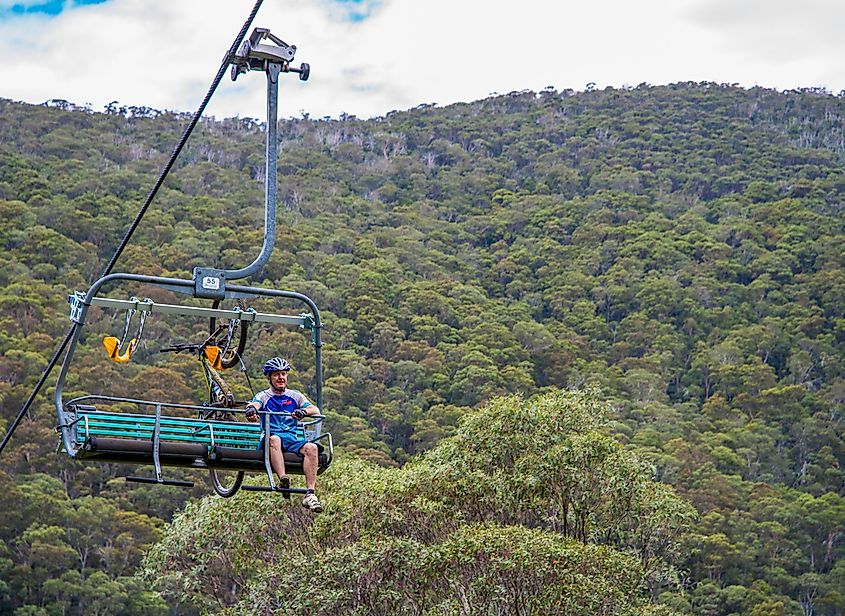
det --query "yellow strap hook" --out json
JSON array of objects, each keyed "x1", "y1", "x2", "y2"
[
  {"x1": 102, "y1": 298, "x2": 148, "y2": 363},
  {"x1": 102, "y1": 336, "x2": 137, "y2": 362}
]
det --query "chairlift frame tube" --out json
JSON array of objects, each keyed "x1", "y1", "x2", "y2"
[
  {"x1": 55, "y1": 272, "x2": 323, "y2": 459},
  {"x1": 84, "y1": 296, "x2": 310, "y2": 328}
]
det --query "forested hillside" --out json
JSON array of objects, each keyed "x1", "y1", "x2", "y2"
[{"x1": 1, "y1": 83, "x2": 844, "y2": 614}]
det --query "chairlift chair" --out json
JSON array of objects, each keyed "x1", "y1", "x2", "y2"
[{"x1": 53, "y1": 28, "x2": 331, "y2": 498}]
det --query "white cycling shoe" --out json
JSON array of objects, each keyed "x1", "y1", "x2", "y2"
[{"x1": 302, "y1": 492, "x2": 323, "y2": 513}]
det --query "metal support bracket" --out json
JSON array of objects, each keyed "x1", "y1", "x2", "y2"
[
  {"x1": 262, "y1": 412, "x2": 276, "y2": 490},
  {"x1": 193, "y1": 268, "x2": 227, "y2": 300},
  {"x1": 152, "y1": 403, "x2": 163, "y2": 482},
  {"x1": 68, "y1": 292, "x2": 88, "y2": 324},
  {"x1": 123, "y1": 403, "x2": 195, "y2": 487}
]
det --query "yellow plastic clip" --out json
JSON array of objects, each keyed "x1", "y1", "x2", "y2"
[
  {"x1": 203, "y1": 345, "x2": 223, "y2": 370},
  {"x1": 103, "y1": 336, "x2": 137, "y2": 363}
]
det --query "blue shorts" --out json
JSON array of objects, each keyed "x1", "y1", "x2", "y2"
[
  {"x1": 259, "y1": 429, "x2": 322, "y2": 456},
  {"x1": 277, "y1": 430, "x2": 307, "y2": 455}
]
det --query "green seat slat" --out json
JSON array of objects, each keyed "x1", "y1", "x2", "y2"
[
  {"x1": 83, "y1": 430, "x2": 204, "y2": 443},
  {"x1": 79, "y1": 426, "x2": 259, "y2": 441},
  {"x1": 79, "y1": 427, "x2": 258, "y2": 440}
]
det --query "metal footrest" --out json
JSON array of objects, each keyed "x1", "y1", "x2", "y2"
[
  {"x1": 125, "y1": 476, "x2": 195, "y2": 487},
  {"x1": 241, "y1": 485, "x2": 307, "y2": 494}
]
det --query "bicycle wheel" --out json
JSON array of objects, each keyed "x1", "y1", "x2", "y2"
[
  {"x1": 201, "y1": 406, "x2": 245, "y2": 498},
  {"x1": 208, "y1": 468, "x2": 245, "y2": 498},
  {"x1": 210, "y1": 299, "x2": 249, "y2": 369}
]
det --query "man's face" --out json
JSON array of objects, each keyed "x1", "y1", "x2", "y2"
[{"x1": 268, "y1": 370, "x2": 288, "y2": 391}]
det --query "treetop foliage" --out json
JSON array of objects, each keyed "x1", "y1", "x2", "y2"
[{"x1": 0, "y1": 82, "x2": 844, "y2": 613}]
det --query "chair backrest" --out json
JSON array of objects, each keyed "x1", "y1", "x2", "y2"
[{"x1": 74, "y1": 408, "x2": 262, "y2": 450}]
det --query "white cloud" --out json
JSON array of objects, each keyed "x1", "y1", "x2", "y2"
[{"x1": 0, "y1": 0, "x2": 843, "y2": 122}]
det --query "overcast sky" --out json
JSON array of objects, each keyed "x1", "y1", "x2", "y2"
[{"x1": 1, "y1": 0, "x2": 843, "y2": 121}]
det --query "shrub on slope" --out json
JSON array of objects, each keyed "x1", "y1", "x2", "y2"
[{"x1": 142, "y1": 389, "x2": 695, "y2": 614}]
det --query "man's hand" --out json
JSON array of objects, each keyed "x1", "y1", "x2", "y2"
[
  {"x1": 245, "y1": 406, "x2": 259, "y2": 422},
  {"x1": 291, "y1": 408, "x2": 306, "y2": 420}
]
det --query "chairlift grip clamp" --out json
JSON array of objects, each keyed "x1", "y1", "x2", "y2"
[{"x1": 229, "y1": 27, "x2": 309, "y2": 82}]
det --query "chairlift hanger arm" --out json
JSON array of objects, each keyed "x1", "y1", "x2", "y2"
[{"x1": 200, "y1": 27, "x2": 310, "y2": 290}]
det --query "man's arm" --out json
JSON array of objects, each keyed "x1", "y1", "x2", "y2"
[
  {"x1": 301, "y1": 402, "x2": 320, "y2": 416},
  {"x1": 296, "y1": 391, "x2": 319, "y2": 416}
]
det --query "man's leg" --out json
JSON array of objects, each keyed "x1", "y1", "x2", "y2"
[
  {"x1": 301, "y1": 442, "x2": 318, "y2": 491},
  {"x1": 299, "y1": 442, "x2": 323, "y2": 512},
  {"x1": 269, "y1": 435, "x2": 288, "y2": 482}
]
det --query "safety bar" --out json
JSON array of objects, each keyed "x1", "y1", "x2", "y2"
[
  {"x1": 58, "y1": 273, "x2": 323, "y2": 417},
  {"x1": 68, "y1": 394, "x2": 235, "y2": 415},
  {"x1": 66, "y1": 394, "x2": 325, "y2": 420}
]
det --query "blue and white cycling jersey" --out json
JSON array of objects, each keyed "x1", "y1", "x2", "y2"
[{"x1": 251, "y1": 388, "x2": 312, "y2": 436}]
